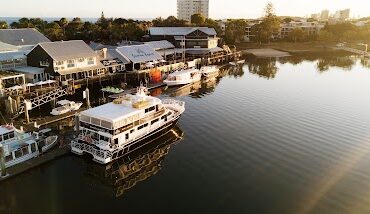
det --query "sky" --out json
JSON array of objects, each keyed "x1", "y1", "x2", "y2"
[{"x1": 0, "y1": 0, "x2": 368, "y2": 19}]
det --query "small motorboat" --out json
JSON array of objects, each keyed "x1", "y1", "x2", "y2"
[
  {"x1": 41, "y1": 136, "x2": 58, "y2": 152},
  {"x1": 101, "y1": 86, "x2": 124, "y2": 94},
  {"x1": 164, "y1": 68, "x2": 201, "y2": 86},
  {"x1": 50, "y1": 100, "x2": 83, "y2": 116},
  {"x1": 229, "y1": 60, "x2": 245, "y2": 66},
  {"x1": 200, "y1": 66, "x2": 219, "y2": 78}
]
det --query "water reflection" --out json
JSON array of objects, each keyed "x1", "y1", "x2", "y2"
[
  {"x1": 82, "y1": 126, "x2": 183, "y2": 198},
  {"x1": 246, "y1": 57, "x2": 278, "y2": 79},
  {"x1": 245, "y1": 53, "x2": 364, "y2": 78}
]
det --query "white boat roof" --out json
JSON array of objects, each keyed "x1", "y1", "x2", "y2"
[
  {"x1": 57, "y1": 100, "x2": 74, "y2": 105},
  {"x1": 80, "y1": 95, "x2": 161, "y2": 124},
  {"x1": 0, "y1": 126, "x2": 15, "y2": 135},
  {"x1": 169, "y1": 68, "x2": 199, "y2": 76}
]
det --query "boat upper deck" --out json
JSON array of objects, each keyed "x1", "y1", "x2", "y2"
[{"x1": 80, "y1": 93, "x2": 162, "y2": 130}]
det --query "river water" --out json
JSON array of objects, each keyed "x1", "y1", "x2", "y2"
[{"x1": 1, "y1": 53, "x2": 370, "y2": 214}]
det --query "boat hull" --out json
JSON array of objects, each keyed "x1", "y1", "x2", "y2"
[
  {"x1": 163, "y1": 77, "x2": 201, "y2": 86},
  {"x1": 72, "y1": 117, "x2": 180, "y2": 164}
]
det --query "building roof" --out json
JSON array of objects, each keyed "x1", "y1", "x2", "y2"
[
  {"x1": 0, "y1": 51, "x2": 27, "y2": 61},
  {"x1": 145, "y1": 40, "x2": 175, "y2": 50},
  {"x1": 149, "y1": 27, "x2": 217, "y2": 36},
  {"x1": 13, "y1": 66, "x2": 44, "y2": 74},
  {"x1": 36, "y1": 40, "x2": 97, "y2": 61},
  {"x1": 116, "y1": 44, "x2": 163, "y2": 64},
  {"x1": 0, "y1": 42, "x2": 18, "y2": 52},
  {"x1": 0, "y1": 28, "x2": 50, "y2": 46}
]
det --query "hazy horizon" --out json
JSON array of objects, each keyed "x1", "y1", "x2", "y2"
[{"x1": 0, "y1": 0, "x2": 369, "y2": 20}]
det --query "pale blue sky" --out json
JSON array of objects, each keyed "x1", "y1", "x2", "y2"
[{"x1": 0, "y1": 0, "x2": 368, "y2": 19}]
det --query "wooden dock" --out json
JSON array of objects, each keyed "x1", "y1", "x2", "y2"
[
  {"x1": 337, "y1": 47, "x2": 370, "y2": 57},
  {"x1": 0, "y1": 145, "x2": 71, "y2": 182}
]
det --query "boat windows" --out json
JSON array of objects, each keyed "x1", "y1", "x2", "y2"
[
  {"x1": 137, "y1": 123, "x2": 148, "y2": 130},
  {"x1": 151, "y1": 118, "x2": 159, "y2": 125},
  {"x1": 130, "y1": 129, "x2": 134, "y2": 134},
  {"x1": 15, "y1": 150, "x2": 22, "y2": 158},
  {"x1": 145, "y1": 106, "x2": 156, "y2": 113},
  {"x1": 161, "y1": 115, "x2": 167, "y2": 121},
  {"x1": 125, "y1": 133, "x2": 129, "y2": 140},
  {"x1": 31, "y1": 143, "x2": 37, "y2": 153},
  {"x1": 114, "y1": 138, "x2": 118, "y2": 145},
  {"x1": 22, "y1": 147, "x2": 29, "y2": 155},
  {"x1": 5, "y1": 154, "x2": 13, "y2": 162},
  {"x1": 100, "y1": 135, "x2": 110, "y2": 143}
]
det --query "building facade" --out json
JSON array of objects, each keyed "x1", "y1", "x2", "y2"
[
  {"x1": 27, "y1": 40, "x2": 106, "y2": 82},
  {"x1": 177, "y1": 0, "x2": 209, "y2": 21}
]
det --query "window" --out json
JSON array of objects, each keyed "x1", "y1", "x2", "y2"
[
  {"x1": 56, "y1": 61, "x2": 63, "y2": 66},
  {"x1": 125, "y1": 133, "x2": 129, "y2": 140},
  {"x1": 114, "y1": 138, "x2": 118, "y2": 145},
  {"x1": 151, "y1": 118, "x2": 159, "y2": 125},
  {"x1": 145, "y1": 106, "x2": 156, "y2": 113},
  {"x1": 87, "y1": 57, "x2": 95, "y2": 65},
  {"x1": 31, "y1": 143, "x2": 36, "y2": 152},
  {"x1": 78, "y1": 58, "x2": 84, "y2": 62},
  {"x1": 67, "y1": 60, "x2": 75, "y2": 68}
]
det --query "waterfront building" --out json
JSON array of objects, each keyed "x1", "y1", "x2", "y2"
[
  {"x1": 26, "y1": 40, "x2": 106, "y2": 82},
  {"x1": 279, "y1": 21, "x2": 325, "y2": 39},
  {"x1": 334, "y1": 9, "x2": 350, "y2": 21},
  {"x1": 115, "y1": 44, "x2": 163, "y2": 72},
  {"x1": 148, "y1": 27, "x2": 224, "y2": 58},
  {"x1": 0, "y1": 29, "x2": 51, "y2": 83},
  {"x1": 177, "y1": 0, "x2": 209, "y2": 21},
  {"x1": 0, "y1": 28, "x2": 50, "y2": 50}
]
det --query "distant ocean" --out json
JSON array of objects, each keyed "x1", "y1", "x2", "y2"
[{"x1": 0, "y1": 17, "x2": 153, "y2": 25}]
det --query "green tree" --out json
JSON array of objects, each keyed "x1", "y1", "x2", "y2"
[
  {"x1": 44, "y1": 22, "x2": 63, "y2": 41},
  {"x1": 287, "y1": 28, "x2": 306, "y2": 42},
  {"x1": 224, "y1": 19, "x2": 247, "y2": 44},
  {"x1": 0, "y1": 21, "x2": 8, "y2": 29},
  {"x1": 59, "y1": 18, "x2": 69, "y2": 38},
  {"x1": 252, "y1": 2, "x2": 281, "y2": 43},
  {"x1": 191, "y1": 14, "x2": 205, "y2": 26},
  {"x1": 317, "y1": 30, "x2": 335, "y2": 42}
]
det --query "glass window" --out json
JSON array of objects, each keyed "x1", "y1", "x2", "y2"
[
  {"x1": 78, "y1": 58, "x2": 84, "y2": 62},
  {"x1": 15, "y1": 150, "x2": 22, "y2": 158}
]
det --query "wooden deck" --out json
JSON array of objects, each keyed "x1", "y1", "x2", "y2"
[{"x1": 0, "y1": 145, "x2": 71, "y2": 182}]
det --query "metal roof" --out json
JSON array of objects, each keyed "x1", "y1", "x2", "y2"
[
  {"x1": 0, "y1": 51, "x2": 27, "y2": 61},
  {"x1": 0, "y1": 42, "x2": 18, "y2": 52},
  {"x1": 0, "y1": 28, "x2": 50, "y2": 46},
  {"x1": 116, "y1": 44, "x2": 163, "y2": 64},
  {"x1": 13, "y1": 66, "x2": 44, "y2": 74},
  {"x1": 145, "y1": 40, "x2": 175, "y2": 50},
  {"x1": 107, "y1": 49, "x2": 130, "y2": 64},
  {"x1": 149, "y1": 27, "x2": 217, "y2": 36},
  {"x1": 36, "y1": 40, "x2": 97, "y2": 61}
]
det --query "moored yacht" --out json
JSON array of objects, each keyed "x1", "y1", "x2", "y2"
[
  {"x1": 0, "y1": 125, "x2": 58, "y2": 169},
  {"x1": 200, "y1": 65, "x2": 219, "y2": 78},
  {"x1": 163, "y1": 68, "x2": 201, "y2": 86},
  {"x1": 50, "y1": 100, "x2": 83, "y2": 116},
  {"x1": 71, "y1": 86, "x2": 185, "y2": 164}
]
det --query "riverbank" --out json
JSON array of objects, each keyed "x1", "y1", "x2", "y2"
[{"x1": 236, "y1": 42, "x2": 340, "y2": 54}]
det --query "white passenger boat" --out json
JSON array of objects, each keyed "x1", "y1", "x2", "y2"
[
  {"x1": 0, "y1": 125, "x2": 58, "y2": 169},
  {"x1": 199, "y1": 66, "x2": 219, "y2": 78},
  {"x1": 71, "y1": 86, "x2": 185, "y2": 164},
  {"x1": 163, "y1": 68, "x2": 201, "y2": 86},
  {"x1": 50, "y1": 100, "x2": 83, "y2": 116},
  {"x1": 229, "y1": 60, "x2": 245, "y2": 66}
]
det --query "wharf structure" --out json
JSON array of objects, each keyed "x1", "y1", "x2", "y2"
[{"x1": 0, "y1": 27, "x2": 240, "y2": 121}]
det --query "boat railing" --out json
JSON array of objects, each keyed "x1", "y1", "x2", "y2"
[
  {"x1": 162, "y1": 99, "x2": 185, "y2": 108},
  {"x1": 72, "y1": 140, "x2": 113, "y2": 160}
]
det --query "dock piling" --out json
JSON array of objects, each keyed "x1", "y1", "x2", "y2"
[{"x1": 0, "y1": 144, "x2": 7, "y2": 177}]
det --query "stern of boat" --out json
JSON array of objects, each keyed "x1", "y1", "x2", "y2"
[{"x1": 162, "y1": 99, "x2": 185, "y2": 115}]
